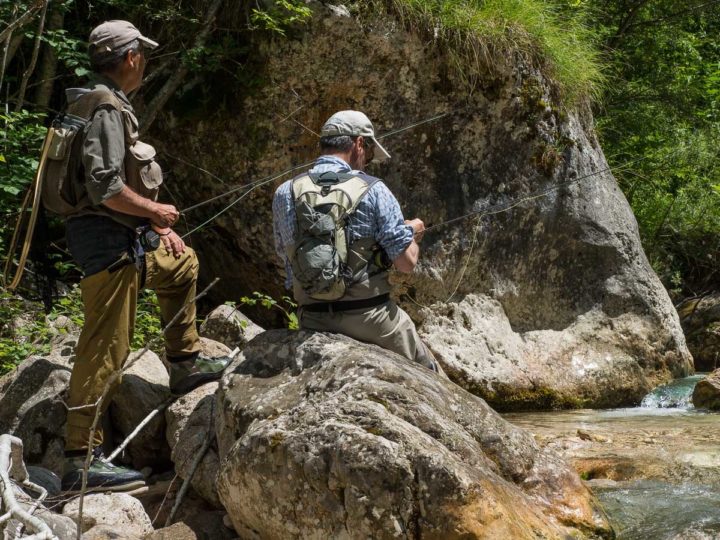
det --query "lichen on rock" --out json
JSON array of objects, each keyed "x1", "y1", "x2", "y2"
[{"x1": 215, "y1": 330, "x2": 612, "y2": 539}]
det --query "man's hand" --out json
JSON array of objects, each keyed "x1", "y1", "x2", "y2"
[
  {"x1": 405, "y1": 218, "x2": 426, "y2": 242},
  {"x1": 151, "y1": 203, "x2": 180, "y2": 228},
  {"x1": 155, "y1": 228, "x2": 186, "y2": 259}
]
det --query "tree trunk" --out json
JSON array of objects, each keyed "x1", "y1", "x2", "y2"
[
  {"x1": 33, "y1": 4, "x2": 64, "y2": 110},
  {"x1": 140, "y1": 0, "x2": 223, "y2": 135}
]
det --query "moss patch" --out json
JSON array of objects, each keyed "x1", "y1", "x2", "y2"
[{"x1": 364, "y1": 0, "x2": 605, "y2": 103}]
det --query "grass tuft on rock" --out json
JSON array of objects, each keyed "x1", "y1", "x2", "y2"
[{"x1": 380, "y1": 0, "x2": 605, "y2": 102}]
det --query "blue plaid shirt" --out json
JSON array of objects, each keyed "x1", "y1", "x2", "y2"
[{"x1": 273, "y1": 155, "x2": 414, "y2": 289}]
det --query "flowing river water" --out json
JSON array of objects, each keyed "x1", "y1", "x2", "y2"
[{"x1": 504, "y1": 375, "x2": 720, "y2": 539}]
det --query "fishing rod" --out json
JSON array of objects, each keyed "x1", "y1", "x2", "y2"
[
  {"x1": 173, "y1": 109, "x2": 464, "y2": 239},
  {"x1": 171, "y1": 109, "x2": 460, "y2": 218}
]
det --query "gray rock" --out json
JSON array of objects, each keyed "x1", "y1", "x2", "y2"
[
  {"x1": 421, "y1": 294, "x2": 674, "y2": 410},
  {"x1": 200, "y1": 305, "x2": 264, "y2": 350},
  {"x1": 63, "y1": 492, "x2": 153, "y2": 538},
  {"x1": 110, "y1": 350, "x2": 172, "y2": 470},
  {"x1": 692, "y1": 369, "x2": 720, "y2": 410},
  {"x1": 0, "y1": 335, "x2": 74, "y2": 474},
  {"x1": 198, "y1": 336, "x2": 233, "y2": 359},
  {"x1": 165, "y1": 383, "x2": 222, "y2": 508},
  {"x1": 160, "y1": 5, "x2": 691, "y2": 408},
  {"x1": 677, "y1": 294, "x2": 720, "y2": 371},
  {"x1": 215, "y1": 330, "x2": 612, "y2": 539}
]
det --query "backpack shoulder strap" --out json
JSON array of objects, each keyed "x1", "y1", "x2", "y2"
[{"x1": 66, "y1": 88, "x2": 124, "y2": 121}]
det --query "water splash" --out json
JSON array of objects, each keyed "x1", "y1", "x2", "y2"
[{"x1": 640, "y1": 375, "x2": 706, "y2": 409}]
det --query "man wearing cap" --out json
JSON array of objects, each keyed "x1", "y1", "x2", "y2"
[
  {"x1": 59, "y1": 21, "x2": 229, "y2": 493},
  {"x1": 272, "y1": 110, "x2": 437, "y2": 371}
]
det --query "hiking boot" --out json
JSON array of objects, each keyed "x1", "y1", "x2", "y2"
[
  {"x1": 61, "y1": 448, "x2": 145, "y2": 494},
  {"x1": 168, "y1": 353, "x2": 231, "y2": 395}
]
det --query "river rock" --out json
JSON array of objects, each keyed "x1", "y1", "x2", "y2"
[
  {"x1": 62, "y1": 492, "x2": 153, "y2": 537},
  {"x1": 677, "y1": 294, "x2": 720, "y2": 372},
  {"x1": 0, "y1": 334, "x2": 75, "y2": 473},
  {"x1": 110, "y1": 350, "x2": 172, "y2": 470},
  {"x1": 200, "y1": 304, "x2": 264, "y2": 350},
  {"x1": 215, "y1": 330, "x2": 612, "y2": 539},
  {"x1": 3, "y1": 484, "x2": 77, "y2": 540},
  {"x1": 156, "y1": 3, "x2": 691, "y2": 409},
  {"x1": 692, "y1": 369, "x2": 720, "y2": 410},
  {"x1": 165, "y1": 382, "x2": 222, "y2": 508}
]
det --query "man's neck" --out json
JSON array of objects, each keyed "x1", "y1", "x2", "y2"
[{"x1": 322, "y1": 151, "x2": 352, "y2": 165}]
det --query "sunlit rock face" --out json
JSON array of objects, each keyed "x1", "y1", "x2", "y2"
[
  {"x1": 215, "y1": 330, "x2": 613, "y2": 539},
  {"x1": 156, "y1": 3, "x2": 691, "y2": 409}
]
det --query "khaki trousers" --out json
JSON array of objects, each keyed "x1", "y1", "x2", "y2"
[
  {"x1": 300, "y1": 300, "x2": 437, "y2": 371},
  {"x1": 65, "y1": 247, "x2": 201, "y2": 451}
]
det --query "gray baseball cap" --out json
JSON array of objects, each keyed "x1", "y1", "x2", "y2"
[
  {"x1": 89, "y1": 20, "x2": 159, "y2": 53},
  {"x1": 320, "y1": 110, "x2": 391, "y2": 162}
]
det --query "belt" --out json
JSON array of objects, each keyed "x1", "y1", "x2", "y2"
[{"x1": 301, "y1": 293, "x2": 390, "y2": 313}]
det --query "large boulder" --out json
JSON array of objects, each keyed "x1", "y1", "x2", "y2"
[
  {"x1": 158, "y1": 4, "x2": 691, "y2": 409},
  {"x1": 215, "y1": 330, "x2": 612, "y2": 539},
  {"x1": 110, "y1": 350, "x2": 172, "y2": 470},
  {"x1": 692, "y1": 369, "x2": 720, "y2": 410},
  {"x1": 62, "y1": 492, "x2": 153, "y2": 538},
  {"x1": 0, "y1": 334, "x2": 75, "y2": 473},
  {"x1": 200, "y1": 304, "x2": 264, "y2": 350},
  {"x1": 677, "y1": 294, "x2": 720, "y2": 372},
  {"x1": 165, "y1": 382, "x2": 222, "y2": 508}
]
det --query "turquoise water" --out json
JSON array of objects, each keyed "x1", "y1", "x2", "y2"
[
  {"x1": 506, "y1": 375, "x2": 720, "y2": 539},
  {"x1": 595, "y1": 375, "x2": 720, "y2": 540},
  {"x1": 593, "y1": 480, "x2": 720, "y2": 540},
  {"x1": 639, "y1": 374, "x2": 707, "y2": 409}
]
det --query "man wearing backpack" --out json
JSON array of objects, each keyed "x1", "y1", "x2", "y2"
[
  {"x1": 272, "y1": 110, "x2": 437, "y2": 371},
  {"x1": 57, "y1": 21, "x2": 230, "y2": 493}
]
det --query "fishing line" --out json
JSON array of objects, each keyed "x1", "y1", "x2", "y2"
[
  {"x1": 406, "y1": 144, "x2": 693, "y2": 308},
  {"x1": 174, "y1": 108, "x2": 462, "y2": 219}
]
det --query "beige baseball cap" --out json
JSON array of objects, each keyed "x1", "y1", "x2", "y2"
[
  {"x1": 89, "y1": 20, "x2": 159, "y2": 53},
  {"x1": 320, "y1": 110, "x2": 391, "y2": 162}
]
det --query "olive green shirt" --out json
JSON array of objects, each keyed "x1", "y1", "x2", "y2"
[{"x1": 65, "y1": 74, "x2": 147, "y2": 230}]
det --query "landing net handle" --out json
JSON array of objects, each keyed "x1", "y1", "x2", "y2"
[{"x1": 2, "y1": 127, "x2": 53, "y2": 291}]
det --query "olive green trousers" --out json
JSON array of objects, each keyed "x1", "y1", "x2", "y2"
[
  {"x1": 299, "y1": 299, "x2": 437, "y2": 371},
  {"x1": 65, "y1": 247, "x2": 201, "y2": 451}
]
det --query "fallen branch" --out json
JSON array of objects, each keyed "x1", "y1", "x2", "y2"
[
  {"x1": 0, "y1": 434, "x2": 57, "y2": 540},
  {"x1": 104, "y1": 398, "x2": 173, "y2": 464},
  {"x1": 165, "y1": 398, "x2": 215, "y2": 527}
]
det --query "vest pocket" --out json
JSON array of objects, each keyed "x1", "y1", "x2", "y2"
[{"x1": 125, "y1": 140, "x2": 163, "y2": 201}]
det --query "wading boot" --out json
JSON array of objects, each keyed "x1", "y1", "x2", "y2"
[
  {"x1": 61, "y1": 448, "x2": 145, "y2": 494},
  {"x1": 167, "y1": 353, "x2": 231, "y2": 395}
]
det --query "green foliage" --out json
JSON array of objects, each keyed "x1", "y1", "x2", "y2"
[
  {"x1": 133, "y1": 290, "x2": 164, "y2": 350},
  {"x1": 42, "y1": 28, "x2": 90, "y2": 77},
  {"x1": 250, "y1": 0, "x2": 313, "y2": 36},
  {"x1": 591, "y1": 1, "x2": 720, "y2": 294},
  {"x1": 378, "y1": 0, "x2": 605, "y2": 101},
  {"x1": 0, "y1": 110, "x2": 47, "y2": 254},
  {"x1": 0, "y1": 286, "x2": 164, "y2": 376},
  {"x1": 230, "y1": 291, "x2": 298, "y2": 330},
  {"x1": 0, "y1": 289, "x2": 52, "y2": 374}
]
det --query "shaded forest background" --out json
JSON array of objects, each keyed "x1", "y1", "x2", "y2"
[{"x1": 1, "y1": 0, "x2": 719, "y2": 369}]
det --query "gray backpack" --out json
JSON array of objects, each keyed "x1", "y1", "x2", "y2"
[{"x1": 290, "y1": 171, "x2": 377, "y2": 301}]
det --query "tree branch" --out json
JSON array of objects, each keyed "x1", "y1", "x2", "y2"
[
  {"x1": 0, "y1": 0, "x2": 44, "y2": 44},
  {"x1": 140, "y1": 0, "x2": 224, "y2": 135},
  {"x1": 15, "y1": 0, "x2": 49, "y2": 112}
]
